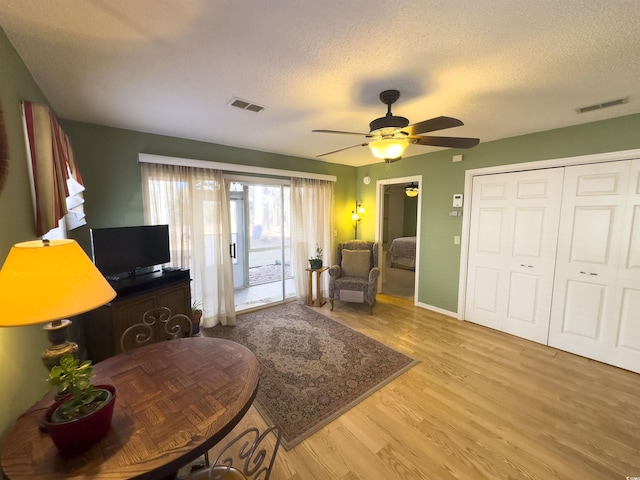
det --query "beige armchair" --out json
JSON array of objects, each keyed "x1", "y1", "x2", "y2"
[{"x1": 328, "y1": 240, "x2": 380, "y2": 314}]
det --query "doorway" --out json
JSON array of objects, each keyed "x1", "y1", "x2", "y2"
[
  {"x1": 229, "y1": 181, "x2": 295, "y2": 312},
  {"x1": 376, "y1": 176, "x2": 421, "y2": 302}
]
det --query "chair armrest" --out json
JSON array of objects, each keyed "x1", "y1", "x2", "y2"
[
  {"x1": 328, "y1": 265, "x2": 341, "y2": 278},
  {"x1": 369, "y1": 266, "x2": 380, "y2": 282},
  {"x1": 368, "y1": 267, "x2": 380, "y2": 292}
]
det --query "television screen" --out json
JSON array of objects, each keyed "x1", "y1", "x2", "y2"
[{"x1": 90, "y1": 225, "x2": 170, "y2": 278}]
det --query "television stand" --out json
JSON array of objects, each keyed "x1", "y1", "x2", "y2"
[
  {"x1": 83, "y1": 269, "x2": 191, "y2": 362},
  {"x1": 106, "y1": 267, "x2": 161, "y2": 282}
]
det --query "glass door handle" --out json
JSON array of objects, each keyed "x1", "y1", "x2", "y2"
[{"x1": 230, "y1": 243, "x2": 237, "y2": 259}]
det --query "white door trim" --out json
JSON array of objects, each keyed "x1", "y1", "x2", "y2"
[{"x1": 457, "y1": 148, "x2": 640, "y2": 320}]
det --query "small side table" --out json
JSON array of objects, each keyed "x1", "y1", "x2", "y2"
[{"x1": 306, "y1": 266, "x2": 329, "y2": 307}]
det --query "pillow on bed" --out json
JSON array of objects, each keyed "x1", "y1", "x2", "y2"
[{"x1": 341, "y1": 249, "x2": 371, "y2": 277}]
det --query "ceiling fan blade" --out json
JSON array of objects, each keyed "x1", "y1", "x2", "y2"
[
  {"x1": 402, "y1": 116, "x2": 464, "y2": 136},
  {"x1": 317, "y1": 143, "x2": 369, "y2": 157},
  {"x1": 411, "y1": 135, "x2": 480, "y2": 149},
  {"x1": 312, "y1": 129, "x2": 369, "y2": 136}
]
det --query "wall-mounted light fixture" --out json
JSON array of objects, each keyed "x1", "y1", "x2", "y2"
[
  {"x1": 352, "y1": 202, "x2": 365, "y2": 239},
  {"x1": 405, "y1": 182, "x2": 419, "y2": 197}
]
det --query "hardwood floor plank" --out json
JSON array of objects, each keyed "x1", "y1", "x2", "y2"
[{"x1": 208, "y1": 295, "x2": 640, "y2": 479}]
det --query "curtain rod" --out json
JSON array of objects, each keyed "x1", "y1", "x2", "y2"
[{"x1": 138, "y1": 153, "x2": 337, "y2": 182}]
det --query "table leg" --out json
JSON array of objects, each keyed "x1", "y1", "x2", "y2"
[
  {"x1": 315, "y1": 271, "x2": 323, "y2": 306},
  {"x1": 307, "y1": 270, "x2": 313, "y2": 306}
]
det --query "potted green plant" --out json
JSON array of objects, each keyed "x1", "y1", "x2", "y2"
[
  {"x1": 43, "y1": 354, "x2": 116, "y2": 455},
  {"x1": 309, "y1": 244, "x2": 323, "y2": 269},
  {"x1": 191, "y1": 300, "x2": 203, "y2": 335}
]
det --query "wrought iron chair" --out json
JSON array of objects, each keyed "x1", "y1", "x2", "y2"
[
  {"x1": 328, "y1": 240, "x2": 380, "y2": 314},
  {"x1": 119, "y1": 307, "x2": 206, "y2": 469},
  {"x1": 119, "y1": 306, "x2": 192, "y2": 352},
  {"x1": 183, "y1": 426, "x2": 282, "y2": 480}
]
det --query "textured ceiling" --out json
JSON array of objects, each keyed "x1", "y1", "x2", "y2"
[{"x1": 1, "y1": 0, "x2": 639, "y2": 167}]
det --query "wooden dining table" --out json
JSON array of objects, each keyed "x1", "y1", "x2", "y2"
[{"x1": 0, "y1": 337, "x2": 260, "y2": 480}]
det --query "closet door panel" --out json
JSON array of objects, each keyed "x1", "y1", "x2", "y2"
[
  {"x1": 562, "y1": 280, "x2": 607, "y2": 339},
  {"x1": 626, "y1": 205, "x2": 640, "y2": 268},
  {"x1": 465, "y1": 177, "x2": 512, "y2": 330},
  {"x1": 570, "y1": 207, "x2": 616, "y2": 264},
  {"x1": 502, "y1": 171, "x2": 563, "y2": 343},
  {"x1": 472, "y1": 267, "x2": 501, "y2": 317},
  {"x1": 506, "y1": 272, "x2": 538, "y2": 323},
  {"x1": 465, "y1": 169, "x2": 563, "y2": 344},
  {"x1": 617, "y1": 288, "x2": 640, "y2": 351},
  {"x1": 609, "y1": 159, "x2": 640, "y2": 372},
  {"x1": 549, "y1": 161, "x2": 630, "y2": 364}
]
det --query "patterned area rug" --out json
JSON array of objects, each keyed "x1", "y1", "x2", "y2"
[{"x1": 203, "y1": 302, "x2": 418, "y2": 449}]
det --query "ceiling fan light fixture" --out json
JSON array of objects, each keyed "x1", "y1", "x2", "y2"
[
  {"x1": 368, "y1": 138, "x2": 409, "y2": 160},
  {"x1": 313, "y1": 89, "x2": 479, "y2": 159},
  {"x1": 405, "y1": 182, "x2": 419, "y2": 197}
]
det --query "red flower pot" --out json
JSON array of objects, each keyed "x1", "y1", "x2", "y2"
[{"x1": 43, "y1": 384, "x2": 116, "y2": 455}]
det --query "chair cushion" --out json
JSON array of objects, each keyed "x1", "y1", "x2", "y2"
[
  {"x1": 341, "y1": 249, "x2": 371, "y2": 277},
  {"x1": 335, "y1": 276, "x2": 368, "y2": 290}
]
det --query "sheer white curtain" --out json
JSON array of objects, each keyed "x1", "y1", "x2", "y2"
[
  {"x1": 291, "y1": 178, "x2": 334, "y2": 300},
  {"x1": 141, "y1": 163, "x2": 236, "y2": 327}
]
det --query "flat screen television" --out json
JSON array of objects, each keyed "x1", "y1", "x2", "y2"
[{"x1": 90, "y1": 225, "x2": 170, "y2": 279}]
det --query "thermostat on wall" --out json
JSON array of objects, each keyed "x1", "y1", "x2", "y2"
[{"x1": 453, "y1": 194, "x2": 463, "y2": 207}]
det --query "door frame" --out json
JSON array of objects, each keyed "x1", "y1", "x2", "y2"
[
  {"x1": 375, "y1": 175, "x2": 422, "y2": 304},
  {"x1": 457, "y1": 148, "x2": 640, "y2": 320}
]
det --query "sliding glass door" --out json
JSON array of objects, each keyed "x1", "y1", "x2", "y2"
[
  {"x1": 229, "y1": 181, "x2": 294, "y2": 311},
  {"x1": 229, "y1": 192, "x2": 246, "y2": 289}
]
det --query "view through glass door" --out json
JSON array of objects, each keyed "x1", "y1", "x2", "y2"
[{"x1": 229, "y1": 181, "x2": 295, "y2": 311}]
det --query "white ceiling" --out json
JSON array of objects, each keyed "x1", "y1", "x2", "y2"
[{"x1": 1, "y1": 0, "x2": 639, "y2": 167}]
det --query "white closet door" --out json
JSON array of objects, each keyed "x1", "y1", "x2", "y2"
[
  {"x1": 465, "y1": 168, "x2": 563, "y2": 343},
  {"x1": 608, "y1": 159, "x2": 640, "y2": 372},
  {"x1": 548, "y1": 161, "x2": 631, "y2": 365}
]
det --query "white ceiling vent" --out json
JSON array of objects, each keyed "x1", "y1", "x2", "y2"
[
  {"x1": 576, "y1": 97, "x2": 628, "y2": 114},
  {"x1": 228, "y1": 97, "x2": 266, "y2": 113}
]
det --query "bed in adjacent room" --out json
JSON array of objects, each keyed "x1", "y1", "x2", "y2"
[{"x1": 389, "y1": 236, "x2": 416, "y2": 270}]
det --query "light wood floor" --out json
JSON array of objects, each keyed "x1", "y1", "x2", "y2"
[{"x1": 209, "y1": 294, "x2": 640, "y2": 479}]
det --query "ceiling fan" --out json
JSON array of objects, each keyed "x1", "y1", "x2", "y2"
[{"x1": 313, "y1": 89, "x2": 479, "y2": 162}]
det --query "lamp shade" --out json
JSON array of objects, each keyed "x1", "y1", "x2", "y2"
[
  {"x1": 0, "y1": 239, "x2": 116, "y2": 327},
  {"x1": 368, "y1": 138, "x2": 409, "y2": 160}
]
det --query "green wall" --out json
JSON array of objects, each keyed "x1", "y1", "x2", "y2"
[
  {"x1": 0, "y1": 28, "x2": 52, "y2": 443},
  {"x1": 356, "y1": 113, "x2": 640, "y2": 312},
  {"x1": 59, "y1": 121, "x2": 357, "y2": 256}
]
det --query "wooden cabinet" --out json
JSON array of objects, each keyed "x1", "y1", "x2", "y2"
[{"x1": 83, "y1": 269, "x2": 191, "y2": 362}]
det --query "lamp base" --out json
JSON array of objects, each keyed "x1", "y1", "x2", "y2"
[{"x1": 41, "y1": 319, "x2": 78, "y2": 370}]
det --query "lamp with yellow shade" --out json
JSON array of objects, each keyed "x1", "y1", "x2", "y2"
[{"x1": 0, "y1": 239, "x2": 116, "y2": 369}]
